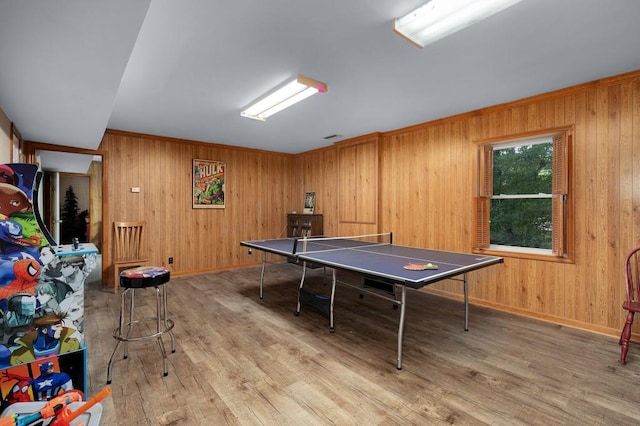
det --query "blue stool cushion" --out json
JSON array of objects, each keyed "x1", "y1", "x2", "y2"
[{"x1": 120, "y1": 266, "x2": 170, "y2": 288}]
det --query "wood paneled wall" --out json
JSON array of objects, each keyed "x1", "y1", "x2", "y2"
[
  {"x1": 87, "y1": 161, "x2": 102, "y2": 247},
  {"x1": 336, "y1": 135, "x2": 378, "y2": 222},
  {"x1": 100, "y1": 70, "x2": 640, "y2": 338},
  {"x1": 294, "y1": 146, "x2": 338, "y2": 235},
  {"x1": 373, "y1": 72, "x2": 640, "y2": 337},
  {"x1": 99, "y1": 131, "x2": 296, "y2": 285},
  {"x1": 295, "y1": 71, "x2": 640, "y2": 337}
]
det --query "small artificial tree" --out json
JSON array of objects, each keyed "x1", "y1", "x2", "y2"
[{"x1": 60, "y1": 185, "x2": 79, "y2": 244}]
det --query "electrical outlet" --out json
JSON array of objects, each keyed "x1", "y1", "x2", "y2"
[{"x1": 168, "y1": 257, "x2": 174, "y2": 264}]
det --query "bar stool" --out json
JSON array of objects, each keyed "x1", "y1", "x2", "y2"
[{"x1": 107, "y1": 266, "x2": 175, "y2": 384}]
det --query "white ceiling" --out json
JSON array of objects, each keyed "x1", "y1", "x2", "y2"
[
  {"x1": 1, "y1": 0, "x2": 640, "y2": 170},
  {"x1": 36, "y1": 151, "x2": 96, "y2": 174}
]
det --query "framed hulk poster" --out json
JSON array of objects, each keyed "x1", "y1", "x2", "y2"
[{"x1": 193, "y1": 159, "x2": 225, "y2": 209}]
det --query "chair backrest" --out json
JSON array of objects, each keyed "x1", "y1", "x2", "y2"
[
  {"x1": 625, "y1": 246, "x2": 640, "y2": 304},
  {"x1": 113, "y1": 221, "x2": 145, "y2": 261}
]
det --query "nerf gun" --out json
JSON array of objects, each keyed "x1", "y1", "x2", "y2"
[
  {"x1": 50, "y1": 386, "x2": 111, "y2": 426},
  {"x1": 13, "y1": 391, "x2": 83, "y2": 426},
  {"x1": 0, "y1": 386, "x2": 111, "y2": 426},
  {"x1": 0, "y1": 414, "x2": 17, "y2": 426}
]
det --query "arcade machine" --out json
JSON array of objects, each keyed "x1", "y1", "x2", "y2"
[{"x1": 0, "y1": 163, "x2": 99, "y2": 412}]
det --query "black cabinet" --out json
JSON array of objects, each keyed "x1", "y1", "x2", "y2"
[{"x1": 287, "y1": 214, "x2": 323, "y2": 238}]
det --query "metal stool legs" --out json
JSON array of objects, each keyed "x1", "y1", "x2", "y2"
[{"x1": 107, "y1": 284, "x2": 175, "y2": 384}]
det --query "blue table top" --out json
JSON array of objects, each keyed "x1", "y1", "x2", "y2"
[
  {"x1": 241, "y1": 237, "x2": 503, "y2": 288},
  {"x1": 53, "y1": 242, "x2": 99, "y2": 256}
]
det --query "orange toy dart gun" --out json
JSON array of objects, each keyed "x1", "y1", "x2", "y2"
[
  {"x1": 9, "y1": 391, "x2": 83, "y2": 426},
  {"x1": 0, "y1": 414, "x2": 17, "y2": 426},
  {"x1": 1, "y1": 386, "x2": 111, "y2": 426},
  {"x1": 49, "y1": 386, "x2": 111, "y2": 426}
]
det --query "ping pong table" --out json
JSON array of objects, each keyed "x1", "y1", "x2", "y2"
[{"x1": 240, "y1": 234, "x2": 503, "y2": 369}]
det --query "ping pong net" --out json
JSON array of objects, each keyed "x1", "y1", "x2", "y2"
[{"x1": 292, "y1": 232, "x2": 393, "y2": 255}]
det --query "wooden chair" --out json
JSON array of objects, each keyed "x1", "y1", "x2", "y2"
[
  {"x1": 620, "y1": 246, "x2": 640, "y2": 364},
  {"x1": 113, "y1": 221, "x2": 149, "y2": 294}
]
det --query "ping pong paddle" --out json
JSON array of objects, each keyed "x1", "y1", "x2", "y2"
[{"x1": 403, "y1": 262, "x2": 438, "y2": 271}]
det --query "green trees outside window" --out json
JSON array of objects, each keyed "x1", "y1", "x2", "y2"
[
  {"x1": 490, "y1": 141, "x2": 552, "y2": 249},
  {"x1": 475, "y1": 128, "x2": 571, "y2": 259}
]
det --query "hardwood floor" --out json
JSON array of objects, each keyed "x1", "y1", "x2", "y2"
[{"x1": 84, "y1": 263, "x2": 640, "y2": 425}]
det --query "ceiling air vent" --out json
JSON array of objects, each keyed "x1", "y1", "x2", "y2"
[{"x1": 323, "y1": 134, "x2": 342, "y2": 140}]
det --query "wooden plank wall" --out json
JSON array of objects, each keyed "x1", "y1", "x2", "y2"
[
  {"x1": 294, "y1": 146, "x2": 339, "y2": 235},
  {"x1": 294, "y1": 71, "x2": 640, "y2": 337},
  {"x1": 336, "y1": 135, "x2": 380, "y2": 237},
  {"x1": 99, "y1": 70, "x2": 640, "y2": 338},
  {"x1": 371, "y1": 72, "x2": 640, "y2": 337},
  {"x1": 87, "y1": 160, "x2": 102, "y2": 247},
  {"x1": 100, "y1": 131, "x2": 296, "y2": 285}
]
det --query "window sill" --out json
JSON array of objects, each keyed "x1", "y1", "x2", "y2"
[{"x1": 472, "y1": 247, "x2": 574, "y2": 264}]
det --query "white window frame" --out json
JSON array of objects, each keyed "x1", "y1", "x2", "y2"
[{"x1": 474, "y1": 127, "x2": 573, "y2": 262}]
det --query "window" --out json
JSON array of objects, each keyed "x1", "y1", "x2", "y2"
[{"x1": 475, "y1": 128, "x2": 571, "y2": 259}]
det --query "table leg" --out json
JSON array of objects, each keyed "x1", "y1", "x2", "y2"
[
  {"x1": 295, "y1": 261, "x2": 308, "y2": 315},
  {"x1": 259, "y1": 252, "x2": 266, "y2": 299},
  {"x1": 463, "y1": 273, "x2": 469, "y2": 331},
  {"x1": 397, "y1": 285, "x2": 407, "y2": 370},
  {"x1": 329, "y1": 268, "x2": 336, "y2": 332}
]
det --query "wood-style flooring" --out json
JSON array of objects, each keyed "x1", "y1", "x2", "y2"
[{"x1": 84, "y1": 263, "x2": 640, "y2": 425}]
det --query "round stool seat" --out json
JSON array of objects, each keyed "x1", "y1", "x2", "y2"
[
  {"x1": 120, "y1": 266, "x2": 170, "y2": 288},
  {"x1": 108, "y1": 265, "x2": 175, "y2": 384}
]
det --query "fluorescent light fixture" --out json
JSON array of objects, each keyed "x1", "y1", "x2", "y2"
[
  {"x1": 241, "y1": 75, "x2": 327, "y2": 121},
  {"x1": 393, "y1": 0, "x2": 523, "y2": 48}
]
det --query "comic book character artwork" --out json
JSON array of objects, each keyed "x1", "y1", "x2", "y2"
[
  {"x1": 58, "y1": 292, "x2": 84, "y2": 335},
  {"x1": 0, "y1": 164, "x2": 98, "y2": 409},
  {"x1": 9, "y1": 312, "x2": 82, "y2": 365},
  {"x1": 193, "y1": 159, "x2": 225, "y2": 208},
  {"x1": 0, "y1": 352, "x2": 85, "y2": 406},
  {"x1": 0, "y1": 164, "x2": 31, "y2": 219},
  {"x1": 0, "y1": 220, "x2": 43, "y2": 289},
  {"x1": 0, "y1": 165, "x2": 46, "y2": 292},
  {"x1": 0, "y1": 252, "x2": 93, "y2": 353},
  {"x1": 0, "y1": 365, "x2": 32, "y2": 409},
  {"x1": 29, "y1": 361, "x2": 74, "y2": 401},
  {"x1": 59, "y1": 255, "x2": 95, "y2": 293},
  {"x1": 0, "y1": 259, "x2": 41, "y2": 303}
]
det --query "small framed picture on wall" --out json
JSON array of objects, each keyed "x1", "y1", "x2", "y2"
[{"x1": 304, "y1": 191, "x2": 316, "y2": 214}]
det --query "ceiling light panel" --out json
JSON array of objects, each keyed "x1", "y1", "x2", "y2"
[
  {"x1": 394, "y1": 0, "x2": 523, "y2": 48},
  {"x1": 241, "y1": 75, "x2": 327, "y2": 121}
]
